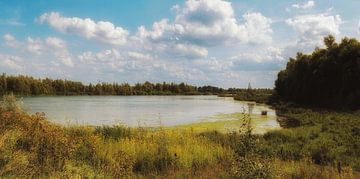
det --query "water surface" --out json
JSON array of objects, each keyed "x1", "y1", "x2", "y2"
[{"x1": 22, "y1": 96, "x2": 279, "y2": 129}]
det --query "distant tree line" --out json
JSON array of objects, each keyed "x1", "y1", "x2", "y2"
[
  {"x1": 234, "y1": 88, "x2": 273, "y2": 103},
  {"x1": 0, "y1": 74, "x2": 232, "y2": 96},
  {"x1": 274, "y1": 35, "x2": 360, "y2": 108}
]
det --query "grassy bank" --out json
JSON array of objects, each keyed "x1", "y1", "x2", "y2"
[
  {"x1": 171, "y1": 112, "x2": 280, "y2": 134},
  {"x1": 263, "y1": 107, "x2": 360, "y2": 171},
  {"x1": 1, "y1": 95, "x2": 359, "y2": 178}
]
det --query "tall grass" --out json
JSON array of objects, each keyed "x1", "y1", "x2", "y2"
[
  {"x1": 1, "y1": 94, "x2": 359, "y2": 178},
  {"x1": 0, "y1": 94, "x2": 233, "y2": 177},
  {"x1": 264, "y1": 107, "x2": 360, "y2": 171}
]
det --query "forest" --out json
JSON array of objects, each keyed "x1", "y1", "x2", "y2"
[
  {"x1": 0, "y1": 74, "x2": 227, "y2": 96},
  {"x1": 0, "y1": 73, "x2": 274, "y2": 99},
  {"x1": 233, "y1": 88, "x2": 273, "y2": 103},
  {"x1": 275, "y1": 35, "x2": 360, "y2": 109}
]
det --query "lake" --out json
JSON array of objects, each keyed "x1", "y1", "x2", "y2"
[{"x1": 22, "y1": 95, "x2": 280, "y2": 131}]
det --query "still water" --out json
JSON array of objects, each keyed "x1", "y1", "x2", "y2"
[{"x1": 22, "y1": 95, "x2": 278, "y2": 127}]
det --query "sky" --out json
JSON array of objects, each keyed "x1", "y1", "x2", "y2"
[{"x1": 0, "y1": 0, "x2": 359, "y2": 88}]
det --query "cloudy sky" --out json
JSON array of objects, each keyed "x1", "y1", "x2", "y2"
[{"x1": 0, "y1": 0, "x2": 359, "y2": 88}]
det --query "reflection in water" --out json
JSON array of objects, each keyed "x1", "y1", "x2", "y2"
[
  {"x1": 248, "y1": 103, "x2": 254, "y2": 115},
  {"x1": 22, "y1": 96, "x2": 278, "y2": 128}
]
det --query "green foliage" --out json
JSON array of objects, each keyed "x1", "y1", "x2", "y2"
[
  {"x1": 94, "y1": 125, "x2": 132, "y2": 140},
  {"x1": 273, "y1": 159, "x2": 357, "y2": 179},
  {"x1": 0, "y1": 94, "x2": 20, "y2": 111},
  {"x1": 200, "y1": 115, "x2": 274, "y2": 178},
  {"x1": 274, "y1": 35, "x2": 360, "y2": 108},
  {"x1": 263, "y1": 108, "x2": 360, "y2": 171},
  {"x1": 231, "y1": 154, "x2": 272, "y2": 179},
  {"x1": 0, "y1": 95, "x2": 74, "y2": 177},
  {"x1": 0, "y1": 95, "x2": 134, "y2": 177},
  {"x1": 234, "y1": 88, "x2": 273, "y2": 103},
  {"x1": 0, "y1": 73, "x2": 229, "y2": 96}
]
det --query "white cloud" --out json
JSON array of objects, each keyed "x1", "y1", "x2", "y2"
[
  {"x1": 0, "y1": 54, "x2": 23, "y2": 70},
  {"x1": 169, "y1": 43, "x2": 208, "y2": 58},
  {"x1": 282, "y1": 13, "x2": 342, "y2": 58},
  {"x1": 175, "y1": 0, "x2": 272, "y2": 45},
  {"x1": 2, "y1": 0, "x2": 317, "y2": 87},
  {"x1": 131, "y1": 0, "x2": 272, "y2": 59},
  {"x1": 132, "y1": 20, "x2": 208, "y2": 58},
  {"x1": 240, "y1": 13, "x2": 273, "y2": 44},
  {"x1": 0, "y1": 19, "x2": 25, "y2": 26},
  {"x1": 137, "y1": 0, "x2": 272, "y2": 46},
  {"x1": 26, "y1": 37, "x2": 45, "y2": 55},
  {"x1": 45, "y1": 37, "x2": 74, "y2": 67},
  {"x1": 3, "y1": 34, "x2": 16, "y2": 41},
  {"x1": 46, "y1": 37, "x2": 67, "y2": 49},
  {"x1": 193, "y1": 57, "x2": 231, "y2": 72},
  {"x1": 128, "y1": 51, "x2": 153, "y2": 61},
  {"x1": 78, "y1": 49, "x2": 125, "y2": 70},
  {"x1": 286, "y1": 14, "x2": 341, "y2": 37},
  {"x1": 95, "y1": 49, "x2": 121, "y2": 61},
  {"x1": 230, "y1": 47, "x2": 285, "y2": 63},
  {"x1": 3, "y1": 34, "x2": 20, "y2": 48},
  {"x1": 358, "y1": 20, "x2": 360, "y2": 34},
  {"x1": 79, "y1": 49, "x2": 122, "y2": 62},
  {"x1": 3, "y1": 34, "x2": 74, "y2": 67},
  {"x1": 292, "y1": 1, "x2": 315, "y2": 10},
  {"x1": 286, "y1": 13, "x2": 341, "y2": 53},
  {"x1": 39, "y1": 12, "x2": 129, "y2": 46},
  {"x1": 26, "y1": 36, "x2": 74, "y2": 67}
]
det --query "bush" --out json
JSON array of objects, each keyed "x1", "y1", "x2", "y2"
[
  {"x1": 263, "y1": 108, "x2": 360, "y2": 171},
  {"x1": 231, "y1": 154, "x2": 272, "y2": 179},
  {"x1": 0, "y1": 95, "x2": 135, "y2": 177}
]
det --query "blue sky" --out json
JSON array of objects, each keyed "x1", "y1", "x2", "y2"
[{"x1": 1, "y1": 0, "x2": 359, "y2": 88}]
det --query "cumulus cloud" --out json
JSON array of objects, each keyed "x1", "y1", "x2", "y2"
[
  {"x1": 131, "y1": 0, "x2": 272, "y2": 59},
  {"x1": 79, "y1": 49, "x2": 122, "y2": 62},
  {"x1": 136, "y1": 0, "x2": 272, "y2": 46},
  {"x1": 35, "y1": 1, "x2": 273, "y2": 62},
  {"x1": 1, "y1": 0, "x2": 303, "y2": 87},
  {"x1": 193, "y1": 57, "x2": 231, "y2": 72},
  {"x1": 3, "y1": 34, "x2": 74, "y2": 67},
  {"x1": 26, "y1": 37, "x2": 46, "y2": 55},
  {"x1": 39, "y1": 12, "x2": 129, "y2": 46},
  {"x1": 45, "y1": 37, "x2": 74, "y2": 67},
  {"x1": 226, "y1": 47, "x2": 285, "y2": 72},
  {"x1": 230, "y1": 47, "x2": 285, "y2": 63},
  {"x1": 174, "y1": 0, "x2": 272, "y2": 45},
  {"x1": 0, "y1": 54, "x2": 23, "y2": 70},
  {"x1": 286, "y1": 14, "x2": 341, "y2": 37},
  {"x1": 78, "y1": 49, "x2": 125, "y2": 71},
  {"x1": 292, "y1": 1, "x2": 315, "y2": 10},
  {"x1": 285, "y1": 13, "x2": 342, "y2": 54},
  {"x1": 168, "y1": 43, "x2": 208, "y2": 58},
  {"x1": 3, "y1": 34, "x2": 20, "y2": 48},
  {"x1": 46, "y1": 37, "x2": 67, "y2": 49},
  {"x1": 128, "y1": 51, "x2": 153, "y2": 61},
  {"x1": 25, "y1": 37, "x2": 74, "y2": 67}
]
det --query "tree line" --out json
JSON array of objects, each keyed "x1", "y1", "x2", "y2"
[
  {"x1": 274, "y1": 35, "x2": 360, "y2": 108},
  {"x1": 0, "y1": 74, "x2": 231, "y2": 96},
  {"x1": 234, "y1": 88, "x2": 273, "y2": 103}
]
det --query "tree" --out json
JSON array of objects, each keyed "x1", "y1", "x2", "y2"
[{"x1": 274, "y1": 35, "x2": 360, "y2": 109}]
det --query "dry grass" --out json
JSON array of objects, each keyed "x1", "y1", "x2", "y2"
[
  {"x1": 1, "y1": 94, "x2": 359, "y2": 178},
  {"x1": 273, "y1": 158, "x2": 360, "y2": 179}
]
